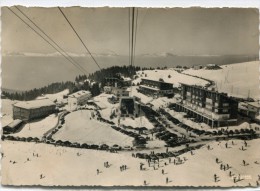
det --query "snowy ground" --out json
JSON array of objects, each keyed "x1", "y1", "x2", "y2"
[
  {"x1": 2, "y1": 139, "x2": 260, "y2": 187},
  {"x1": 130, "y1": 86, "x2": 153, "y2": 104},
  {"x1": 183, "y1": 61, "x2": 260, "y2": 99},
  {"x1": 12, "y1": 114, "x2": 59, "y2": 139},
  {"x1": 1, "y1": 99, "x2": 15, "y2": 116},
  {"x1": 150, "y1": 96, "x2": 177, "y2": 110},
  {"x1": 119, "y1": 116, "x2": 154, "y2": 130},
  {"x1": 1, "y1": 99, "x2": 16, "y2": 127},
  {"x1": 52, "y1": 110, "x2": 134, "y2": 147},
  {"x1": 133, "y1": 69, "x2": 210, "y2": 87},
  {"x1": 94, "y1": 93, "x2": 118, "y2": 109},
  {"x1": 93, "y1": 93, "x2": 119, "y2": 120},
  {"x1": 1, "y1": 115, "x2": 13, "y2": 128},
  {"x1": 92, "y1": 93, "x2": 156, "y2": 131}
]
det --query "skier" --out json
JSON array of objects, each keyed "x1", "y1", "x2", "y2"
[
  {"x1": 244, "y1": 141, "x2": 247, "y2": 147},
  {"x1": 214, "y1": 174, "x2": 218, "y2": 182}
]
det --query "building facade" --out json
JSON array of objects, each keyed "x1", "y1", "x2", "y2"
[
  {"x1": 104, "y1": 75, "x2": 131, "y2": 88},
  {"x1": 68, "y1": 90, "x2": 92, "y2": 106},
  {"x1": 119, "y1": 97, "x2": 141, "y2": 118},
  {"x1": 103, "y1": 86, "x2": 113, "y2": 94},
  {"x1": 13, "y1": 99, "x2": 56, "y2": 121},
  {"x1": 137, "y1": 78, "x2": 174, "y2": 97},
  {"x1": 104, "y1": 77, "x2": 122, "y2": 87},
  {"x1": 112, "y1": 87, "x2": 130, "y2": 98},
  {"x1": 174, "y1": 84, "x2": 238, "y2": 127},
  {"x1": 239, "y1": 101, "x2": 260, "y2": 119}
]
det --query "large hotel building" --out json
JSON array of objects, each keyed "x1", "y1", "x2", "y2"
[
  {"x1": 174, "y1": 83, "x2": 238, "y2": 127},
  {"x1": 13, "y1": 99, "x2": 56, "y2": 121},
  {"x1": 137, "y1": 78, "x2": 174, "y2": 97}
]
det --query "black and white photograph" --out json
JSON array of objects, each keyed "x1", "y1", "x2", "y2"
[{"x1": 1, "y1": 6, "x2": 260, "y2": 187}]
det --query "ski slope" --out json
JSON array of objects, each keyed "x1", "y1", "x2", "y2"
[
  {"x1": 183, "y1": 61, "x2": 259, "y2": 99},
  {"x1": 2, "y1": 139, "x2": 260, "y2": 186},
  {"x1": 52, "y1": 110, "x2": 133, "y2": 146}
]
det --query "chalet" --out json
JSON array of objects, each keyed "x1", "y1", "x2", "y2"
[{"x1": 137, "y1": 78, "x2": 174, "y2": 98}]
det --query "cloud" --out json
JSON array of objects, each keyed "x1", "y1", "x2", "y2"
[
  {"x1": 140, "y1": 52, "x2": 177, "y2": 57},
  {"x1": 139, "y1": 52, "x2": 221, "y2": 57},
  {"x1": 3, "y1": 51, "x2": 119, "y2": 57}
]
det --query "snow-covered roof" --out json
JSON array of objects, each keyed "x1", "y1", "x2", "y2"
[
  {"x1": 255, "y1": 115, "x2": 260, "y2": 120},
  {"x1": 247, "y1": 101, "x2": 260, "y2": 109},
  {"x1": 69, "y1": 90, "x2": 91, "y2": 99},
  {"x1": 141, "y1": 78, "x2": 174, "y2": 85},
  {"x1": 122, "y1": 77, "x2": 131, "y2": 81},
  {"x1": 94, "y1": 101, "x2": 107, "y2": 109},
  {"x1": 6, "y1": 119, "x2": 23, "y2": 128},
  {"x1": 139, "y1": 85, "x2": 160, "y2": 91},
  {"x1": 14, "y1": 99, "x2": 55, "y2": 109}
]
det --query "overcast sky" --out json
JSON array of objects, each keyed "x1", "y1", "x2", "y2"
[{"x1": 2, "y1": 7, "x2": 259, "y2": 57}]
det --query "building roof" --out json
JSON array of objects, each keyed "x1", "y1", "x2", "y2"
[
  {"x1": 14, "y1": 99, "x2": 55, "y2": 109},
  {"x1": 6, "y1": 119, "x2": 23, "y2": 129},
  {"x1": 247, "y1": 101, "x2": 260, "y2": 108},
  {"x1": 94, "y1": 101, "x2": 107, "y2": 109},
  {"x1": 68, "y1": 90, "x2": 91, "y2": 99},
  {"x1": 122, "y1": 77, "x2": 132, "y2": 81},
  {"x1": 139, "y1": 85, "x2": 160, "y2": 91},
  {"x1": 141, "y1": 78, "x2": 174, "y2": 86}
]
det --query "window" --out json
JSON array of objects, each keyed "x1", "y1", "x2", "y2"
[{"x1": 223, "y1": 109, "x2": 228, "y2": 113}]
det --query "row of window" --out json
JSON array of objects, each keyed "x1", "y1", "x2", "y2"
[{"x1": 185, "y1": 90, "x2": 226, "y2": 102}]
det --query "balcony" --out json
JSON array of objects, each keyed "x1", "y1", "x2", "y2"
[{"x1": 179, "y1": 102, "x2": 231, "y2": 121}]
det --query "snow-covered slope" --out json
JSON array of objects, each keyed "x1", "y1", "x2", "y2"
[
  {"x1": 2, "y1": 139, "x2": 260, "y2": 186},
  {"x1": 183, "y1": 61, "x2": 259, "y2": 99},
  {"x1": 1, "y1": 99, "x2": 16, "y2": 126},
  {"x1": 133, "y1": 69, "x2": 210, "y2": 87},
  {"x1": 52, "y1": 110, "x2": 133, "y2": 146},
  {"x1": 13, "y1": 114, "x2": 58, "y2": 139}
]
